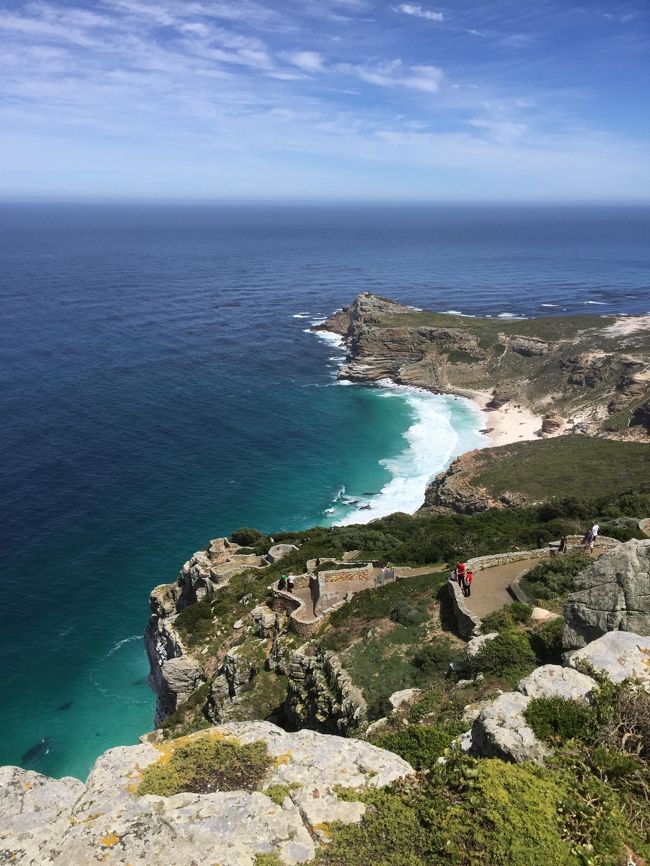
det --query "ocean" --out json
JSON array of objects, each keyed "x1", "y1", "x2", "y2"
[{"x1": 1, "y1": 203, "x2": 648, "y2": 780}]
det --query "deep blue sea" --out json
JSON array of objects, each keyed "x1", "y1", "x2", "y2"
[{"x1": 1, "y1": 203, "x2": 649, "y2": 780}]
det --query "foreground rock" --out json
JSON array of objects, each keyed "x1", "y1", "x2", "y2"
[
  {"x1": 464, "y1": 692, "x2": 550, "y2": 765},
  {"x1": 568, "y1": 631, "x2": 650, "y2": 690},
  {"x1": 518, "y1": 665, "x2": 597, "y2": 703},
  {"x1": 0, "y1": 722, "x2": 413, "y2": 866},
  {"x1": 563, "y1": 539, "x2": 650, "y2": 651}
]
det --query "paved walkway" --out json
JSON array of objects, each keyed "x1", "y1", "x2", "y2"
[{"x1": 464, "y1": 557, "x2": 543, "y2": 620}]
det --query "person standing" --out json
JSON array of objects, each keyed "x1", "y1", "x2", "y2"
[
  {"x1": 590, "y1": 523, "x2": 599, "y2": 553},
  {"x1": 457, "y1": 561, "x2": 466, "y2": 588},
  {"x1": 464, "y1": 570, "x2": 474, "y2": 597},
  {"x1": 558, "y1": 536, "x2": 568, "y2": 554},
  {"x1": 287, "y1": 575, "x2": 295, "y2": 593},
  {"x1": 309, "y1": 573, "x2": 320, "y2": 616}
]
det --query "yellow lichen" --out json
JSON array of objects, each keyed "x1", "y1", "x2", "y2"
[
  {"x1": 273, "y1": 752, "x2": 292, "y2": 765},
  {"x1": 99, "y1": 831, "x2": 120, "y2": 848}
]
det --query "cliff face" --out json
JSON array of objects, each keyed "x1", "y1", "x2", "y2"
[
  {"x1": 0, "y1": 722, "x2": 413, "y2": 866},
  {"x1": 319, "y1": 293, "x2": 650, "y2": 438},
  {"x1": 145, "y1": 537, "x2": 270, "y2": 724}
]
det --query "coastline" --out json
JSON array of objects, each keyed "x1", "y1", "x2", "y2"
[{"x1": 467, "y1": 388, "x2": 545, "y2": 447}]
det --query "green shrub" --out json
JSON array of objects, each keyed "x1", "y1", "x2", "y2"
[
  {"x1": 374, "y1": 725, "x2": 455, "y2": 770},
  {"x1": 482, "y1": 602, "x2": 532, "y2": 633},
  {"x1": 529, "y1": 617, "x2": 565, "y2": 663},
  {"x1": 522, "y1": 551, "x2": 590, "y2": 602},
  {"x1": 137, "y1": 734, "x2": 270, "y2": 797},
  {"x1": 390, "y1": 602, "x2": 428, "y2": 627},
  {"x1": 524, "y1": 696, "x2": 596, "y2": 745},
  {"x1": 467, "y1": 629, "x2": 536, "y2": 680},
  {"x1": 231, "y1": 527, "x2": 265, "y2": 546},
  {"x1": 412, "y1": 638, "x2": 456, "y2": 677}
]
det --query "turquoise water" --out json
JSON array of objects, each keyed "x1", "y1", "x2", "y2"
[{"x1": 1, "y1": 203, "x2": 648, "y2": 780}]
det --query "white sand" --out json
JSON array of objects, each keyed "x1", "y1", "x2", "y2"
[
  {"x1": 468, "y1": 389, "x2": 548, "y2": 447},
  {"x1": 603, "y1": 315, "x2": 650, "y2": 337}
]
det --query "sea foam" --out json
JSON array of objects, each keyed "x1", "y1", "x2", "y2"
[{"x1": 334, "y1": 381, "x2": 484, "y2": 526}]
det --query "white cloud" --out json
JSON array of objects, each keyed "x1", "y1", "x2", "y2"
[
  {"x1": 340, "y1": 60, "x2": 443, "y2": 93},
  {"x1": 283, "y1": 51, "x2": 325, "y2": 73},
  {"x1": 395, "y1": 4, "x2": 444, "y2": 22}
]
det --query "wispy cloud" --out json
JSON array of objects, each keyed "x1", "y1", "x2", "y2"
[
  {"x1": 394, "y1": 4, "x2": 444, "y2": 22},
  {"x1": 283, "y1": 51, "x2": 325, "y2": 73},
  {"x1": 0, "y1": 0, "x2": 648, "y2": 200},
  {"x1": 339, "y1": 60, "x2": 444, "y2": 93}
]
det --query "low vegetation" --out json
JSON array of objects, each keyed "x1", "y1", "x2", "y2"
[
  {"x1": 137, "y1": 734, "x2": 270, "y2": 797},
  {"x1": 315, "y1": 678, "x2": 650, "y2": 866},
  {"x1": 521, "y1": 550, "x2": 591, "y2": 605},
  {"x1": 473, "y1": 438, "x2": 650, "y2": 504}
]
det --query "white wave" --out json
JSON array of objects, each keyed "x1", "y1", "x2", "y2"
[
  {"x1": 310, "y1": 329, "x2": 345, "y2": 350},
  {"x1": 441, "y1": 310, "x2": 476, "y2": 317},
  {"x1": 333, "y1": 382, "x2": 484, "y2": 526},
  {"x1": 106, "y1": 634, "x2": 140, "y2": 658},
  {"x1": 584, "y1": 300, "x2": 607, "y2": 305},
  {"x1": 336, "y1": 379, "x2": 354, "y2": 385},
  {"x1": 541, "y1": 303, "x2": 559, "y2": 308},
  {"x1": 292, "y1": 313, "x2": 311, "y2": 319},
  {"x1": 309, "y1": 317, "x2": 327, "y2": 326},
  {"x1": 332, "y1": 484, "x2": 346, "y2": 502}
]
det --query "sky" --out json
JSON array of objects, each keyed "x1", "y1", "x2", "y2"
[{"x1": 1, "y1": 0, "x2": 649, "y2": 201}]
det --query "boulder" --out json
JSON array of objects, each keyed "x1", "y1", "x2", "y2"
[
  {"x1": 517, "y1": 665, "x2": 597, "y2": 703},
  {"x1": 563, "y1": 539, "x2": 650, "y2": 651},
  {"x1": 541, "y1": 412, "x2": 564, "y2": 434},
  {"x1": 156, "y1": 655, "x2": 204, "y2": 720},
  {"x1": 466, "y1": 632, "x2": 498, "y2": 658},
  {"x1": 568, "y1": 631, "x2": 650, "y2": 690},
  {"x1": 0, "y1": 722, "x2": 413, "y2": 866},
  {"x1": 388, "y1": 688, "x2": 422, "y2": 711},
  {"x1": 467, "y1": 692, "x2": 551, "y2": 764}
]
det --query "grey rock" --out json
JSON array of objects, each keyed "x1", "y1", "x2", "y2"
[
  {"x1": 0, "y1": 767, "x2": 84, "y2": 866},
  {"x1": 388, "y1": 688, "x2": 422, "y2": 711},
  {"x1": 0, "y1": 722, "x2": 413, "y2": 866},
  {"x1": 466, "y1": 632, "x2": 499, "y2": 658},
  {"x1": 563, "y1": 539, "x2": 650, "y2": 651},
  {"x1": 517, "y1": 665, "x2": 597, "y2": 703},
  {"x1": 156, "y1": 655, "x2": 204, "y2": 721},
  {"x1": 467, "y1": 692, "x2": 551, "y2": 764},
  {"x1": 568, "y1": 631, "x2": 650, "y2": 689}
]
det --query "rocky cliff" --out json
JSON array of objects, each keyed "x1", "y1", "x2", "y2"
[
  {"x1": 563, "y1": 538, "x2": 650, "y2": 650},
  {"x1": 318, "y1": 293, "x2": 650, "y2": 438},
  {"x1": 0, "y1": 722, "x2": 413, "y2": 866}
]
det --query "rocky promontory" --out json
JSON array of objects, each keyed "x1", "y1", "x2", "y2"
[{"x1": 317, "y1": 293, "x2": 650, "y2": 439}]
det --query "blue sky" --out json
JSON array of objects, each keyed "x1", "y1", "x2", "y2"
[{"x1": 1, "y1": 0, "x2": 649, "y2": 200}]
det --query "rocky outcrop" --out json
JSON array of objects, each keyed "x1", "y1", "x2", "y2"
[
  {"x1": 317, "y1": 294, "x2": 650, "y2": 439},
  {"x1": 207, "y1": 650, "x2": 259, "y2": 724},
  {"x1": 464, "y1": 692, "x2": 550, "y2": 764},
  {"x1": 568, "y1": 631, "x2": 650, "y2": 690},
  {"x1": 517, "y1": 665, "x2": 597, "y2": 703},
  {"x1": 145, "y1": 538, "x2": 271, "y2": 725},
  {"x1": 285, "y1": 648, "x2": 368, "y2": 736},
  {"x1": 0, "y1": 722, "x2": 413, "y2": 866},
  {"x1": 563, "y1": 539, "x2": 650, "y2": 651}
]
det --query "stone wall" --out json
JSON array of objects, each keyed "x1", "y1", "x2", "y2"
[
  {"x1": 448, "y1": 579, "x2": 481, "y2": 639},
  {"x1": 318, "y1": 564, "x2": 373, "y2": 583}
]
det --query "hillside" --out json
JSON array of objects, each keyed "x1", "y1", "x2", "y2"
[{"x1": 421, "y1": 436, "x2": 650, "y2": 514}]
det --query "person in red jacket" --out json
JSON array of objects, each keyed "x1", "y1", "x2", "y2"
[
  {"x1": 456, "y1": 562, "x2": 466, "y2": 588},
  {"x1": 464, "y1": 570, "x2": 474, "y2": 597}
]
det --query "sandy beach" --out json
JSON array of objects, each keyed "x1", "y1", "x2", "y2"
[{"x1": 469, "y1": 389, "x2": 548, "y2": 447}]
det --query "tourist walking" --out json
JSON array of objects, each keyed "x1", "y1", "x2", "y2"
[
  {"x1": 582, "y1": 528, "x2": 593, "y2": 553},
  {"x1": 590, "y1": 523, "x2": 599, "y2": 552}
]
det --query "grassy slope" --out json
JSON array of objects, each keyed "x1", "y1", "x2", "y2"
[{"x1": 473, "y1": 437, "x2": 650, "y2": 501}]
